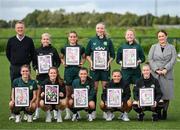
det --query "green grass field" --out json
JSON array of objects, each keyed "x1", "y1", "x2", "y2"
[{"x1": 0, "y1": 54, "x2": 180, "y2": 130}]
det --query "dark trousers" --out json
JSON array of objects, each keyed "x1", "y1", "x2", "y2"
[
  {"x1": 10, "y1": 65, "x2": 21, "y2": 87},
  {"x1": 70, "y1": 107, "x2": 93, "y2": 114},
  {"x1": 12, "y1": 107, "x2": 33, "y2": 115}
]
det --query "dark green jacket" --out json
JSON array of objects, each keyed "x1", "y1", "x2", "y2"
[
  {"x1": 86, "y1": 35, "x2": 115, "y2": 60},
  {"x1": 101, "y1": 79, "x2": 131, "y2": 102},
  {"x1": 133, "y1": 74, "x2": 162, "y2": 102},
  {"x1": 61, "y1": 44, "x2": 85, "y2": 68},
  {"x1": 116, "y1": 42, "x2": 145, "y2": 78},
  {"x1": 13, "y1": 77, "x2": 38, "y2": 100},
  {"x1": 72, "y1": 77, "x2": 95, "y2": 101}
]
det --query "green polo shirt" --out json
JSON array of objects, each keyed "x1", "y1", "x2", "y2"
[
  {"x1": 72, "y1": 77, "x2": 95, "y2": 101},
  {"x1": 13, "y1": 77, "x2": 38, "y2": 100}
]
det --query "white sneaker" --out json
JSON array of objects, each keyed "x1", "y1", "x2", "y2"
[
  {"x1": 118, "y1": 113, "x2": 124, "y2": 119},
  {"x1": 72, "y1": 114, "x2": 78, "y2": 122},
  {"x1": 23, "y1": 114, "x2": 28, "y2": 121},
  {"x1": 64, "y1": 108, "x2": 71, "y2": 120},
  {"x1": 53, "y1": 110, "x2": 58, "y2": 120},
  {"x1": 103, "y1": 112, "x2": 108, "y2": 119},
  {"x1": 33, "y1": 115, "x2": 39, "y2": 120},
  {"x1": 15, "y1": 115, "x2": 21, "y2": 123},
  {"x1": 91, "y1": 111, "x2": 96, "y2": 119},
  {"x1": 106, "y1": 112, "x2": 115, "y2": 121},
  {"x1": 9, "y1": 113, "x2": 15, "y2": 120},
  {"x1": 121, "y1": 112, "x2": 130, "y2": 121},
  {"x1": 57, "y1": 110, "x2": 63, "y2": 123},
  {"x1": 27, "y1": 115, "x2": 33, "y2": 123},
  {"x1": 88, "y1": 114, "x2": 93, "y2": 122},
  {"x1": 45, "y1": 110, "x2": 52, "y2": 122},
  {"x1": 77, "y1": 112, "x2": 81, "y2": 119}
]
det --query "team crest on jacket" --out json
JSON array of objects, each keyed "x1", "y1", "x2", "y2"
[
  {"x1": 30, "y1": 85, "x2": 33, "y2": 90},
  {"x1": 151, "y1": 84, "x2": 155, "y2": 88},
  {"x1": 103, "y1": 41, "x2": 107, "y2": 46},
  {"x1": 93, "y1": 42, "x2": 96, "y2": 46},
  {"x1": 86, "y1": 85, "x2": 90, "y2": 89}
]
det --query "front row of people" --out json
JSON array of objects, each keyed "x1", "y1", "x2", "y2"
[{"x1": 9, "y1": 63, "x2": 164, "y2": 123}]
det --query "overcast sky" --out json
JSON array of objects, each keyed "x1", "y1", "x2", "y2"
[{"x1": 0, "y1": 0, "x2": 179, "y2": 21}]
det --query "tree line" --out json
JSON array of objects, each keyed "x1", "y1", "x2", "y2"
[{"x1": 0, "y1": 9, "x2": 179, "y2": 28}]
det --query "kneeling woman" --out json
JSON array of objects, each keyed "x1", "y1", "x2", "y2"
[
  {"x1": 100, "y1": 69, "x2": 132, "y2": 121},
  {"x1": 39, "y1": 67, "x2": 66, "y2": 122},
  {"x1": 68, "y1": 67, "x2": 96, "y2": 122},
  {"x1": 133, "y1": 63, "x2": 163, "y2": 121},
  {"x1": 9, "y1": 65, "x2": 37, "y2": 123}
]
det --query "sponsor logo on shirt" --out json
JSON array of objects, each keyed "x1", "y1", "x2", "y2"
[
  {"x1": 95, "y1": 46, "x2": 106, "y2": 50},
  {"x1": 151, "y1": 84, "x2": 155, "y2": 88},
  {"x1": 86, "y1": 85, "x2": 90, "y2": 89},
  {"x1": 30, "y1": 85, "x2": 33, "y2": 90}
]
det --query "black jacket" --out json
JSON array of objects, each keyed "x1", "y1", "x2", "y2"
[
  {"x1": 41, "y1": 78, "x2": 66, "y2": 99},
  {"x1": 133, "y1": 74, "x2": 162, "y2": 102},
  {"x1": 101, "y1": 79, "x2": 131, "y2": 102},
  {"x1": 32, "y1": 45, "x2": 60, "y2": 70}
]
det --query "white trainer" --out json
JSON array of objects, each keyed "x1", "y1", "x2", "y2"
[
  {"x1": 103, "y1": 112, "x2": 108, "y2": 119},
  {"x1": 9, "y1": 113, "x2": 15, "y2": 120},
  {"x1": 27, "y1": 115, "x2": 33, "y2": 123},
  {"x1": 23, "y1": 114, "x2": 28, "y2": 121},
  {"x1": 88, "y1": 114, "x2": 93, "y2": 122},
  {"x1": 77, "y1": 112, "x2": 81, "y2": 119},
  {"x1": 33, "y1": 108, "x2": 40, "y2": 120},
  {"x1": 121, "y1": 112, "x2": 130, "y2": 121},
  {"x1": 15, "y1": 115, "x2": 21, "y2": 123},
  {"x1": 53, "y1": 110, "x2": 58, "y2": 120},
  {"x1": 72, "y1": 114, "x2": 78, "y2": 122},
  {"x1": 118, "y1": 113, "x2": 124, "y2": 119},
  {"x1": 106, "y1": 111, "x2": 114, "y2": 121},
  {"x1": 45, "y1": 110, "x2": 52, "y2": 122},
  {"x1": 64, "y1": 108, "x2": 71, "y2": 120},
  {"x1": 91, "y1": 111, "x2": 96, "y2": 119},
  {"x1": 57, "y1": 110, "x2": 63, "y2": 123}
]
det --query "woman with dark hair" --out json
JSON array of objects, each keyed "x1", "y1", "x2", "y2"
[
  {"x1": 148, "y1": 30, "x2": 177, "y2": 120},
  {"x1": 60, "y1": 31, "x2": 86, "y2": 120},
  {"x1": 39, "y1": 67, "x2": 66, "y2": 122}
]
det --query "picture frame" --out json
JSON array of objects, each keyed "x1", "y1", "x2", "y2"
[
  {"x1": 45, "y1": 85, "x2": 59, "y2": 105},
  {"x1": 74, "y1": 88, "x2": 88, "y2": 108},
  {"x1": 122, "y1": 49, "x2": 137, "y2": 68},
  {"x1": 93, "y1": 50, "x2": 107, "y2": 70},
  {"x1": 107, "y1": 88, "x2": 122, "y2": 108},
  {"x1": 15, "y1": 87, "x2": 29, "y2": 107},
  {"x1": 38, "y1": 55, "x2": 52, "y2": 74},
  {"x1": 139, "y1": 88, "x2": 154, "y2": 107},
  {"x1": 65, "y1": 47, "x2": 80, "y2": 65}
]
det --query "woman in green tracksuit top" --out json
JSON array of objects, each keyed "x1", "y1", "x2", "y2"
[
  {"x1": 9, "y1": 64, "x2": 37, "y2": 123},
  {"x1": 86, "y1": 22, "x2": 115, "y2": 118},
  {"x1": 68, "y1": 67, "x2": 96, "y2": 122},
  {"x1": 116, "y1": 29, "x2": 145, "y2": 86},
  {"x1": 60, "y1": 31, "x2": 86, "y2": 119}
]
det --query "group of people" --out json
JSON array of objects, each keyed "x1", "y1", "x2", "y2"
[{"x1": 6, "y1": 21, "x2": 177, "y2": 123}]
